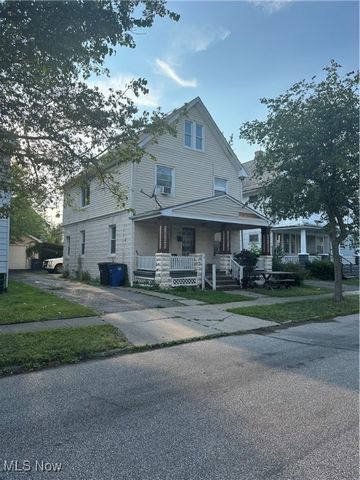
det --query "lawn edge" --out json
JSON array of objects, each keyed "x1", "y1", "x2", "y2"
[{"x1": 0, "y1": 314, "x2": 345, "y2": 378}]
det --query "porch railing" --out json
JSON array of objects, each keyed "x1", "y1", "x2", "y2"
[
  {"x1": 136, "y1": 255, "x2": 195, "y2": 271},
  {"x1": 171, "y1": 256, "x2": 195, "y2": 271},
  {"x1": 136, "y1": 256, "x2": 156, "y2": 271},
  {"x1": 230, "y1": 257, "x2": 243, "y2": 285},
  {"x1": 283, "y1": 255, "x2": 321, "y2": 264}
]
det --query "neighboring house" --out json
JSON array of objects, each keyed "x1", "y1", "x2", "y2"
[
  {"x1": 9, "y1": 234, "x2": 41, "y2": 270},
  {"x1": 242, "y1": 153, "x2": 357, "y2": 265},
  {"x1": 63, "y1": 97, "x2": 271, "y2": 288}
]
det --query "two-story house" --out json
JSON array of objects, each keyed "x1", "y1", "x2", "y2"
[
  {"x1": 63, "y1": 97, "x2": 271, "y2": 288},
  {"x1": 242, "y1": 153, "x2": 357, "y2": 266}
]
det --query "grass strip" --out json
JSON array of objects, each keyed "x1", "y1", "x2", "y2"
[
  {"x1": 250, "y1": 285, "x2": 331, "y2": 297},
  {"x1": 0, "y1": 325, "x2": 128, "y2": 374},
  {"x1": 227, "y1": 296, "x2": 359, "y2": 323},
  {"x1": 0, "y1": 281, "x2": 98, "y2": 324}
]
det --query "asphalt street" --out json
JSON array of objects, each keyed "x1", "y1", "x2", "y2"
[{"x1": 0, "y1": 315, "x2": 358, "y2": 480}]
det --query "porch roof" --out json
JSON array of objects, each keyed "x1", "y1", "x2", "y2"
[
  {"x1": 272, "y1": 224, "x2": 326, "y2": 234},
  {"x1": 132, "y1": 194, "x2": 270, "y2": 228}
]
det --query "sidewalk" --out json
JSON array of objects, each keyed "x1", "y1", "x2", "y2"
[
  {"x1": 2, "y1": 290, "x2": 357, "y2": 346},
  {"x1": 102, "y1": 290, "x2": 358, "y2": 346}
]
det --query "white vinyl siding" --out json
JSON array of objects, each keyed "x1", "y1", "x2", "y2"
[{"x1": 134, "y1": 102, "x2": 242, "y2": 213}]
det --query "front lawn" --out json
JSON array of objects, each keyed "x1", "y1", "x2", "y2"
[
  {"x1": 0, "y1": 281, "x2": 98, "y2": 324},
  {"x1": 228, "y1": 296, "x2": 359, "y2": 323},
  {"x1": 170, "y1": 288, "x2": 252, "y2": 304},
  {"x1": 0, "y1": 325, "x2": 129, "y2": 375},
  {"x1": 250, "y1": 285, "x2": 331, "y2": 297},
  {"x1": 343, "y1": 278, "x2": 360, "y2": 287}
]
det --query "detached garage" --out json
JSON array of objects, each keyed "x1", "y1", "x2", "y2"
[{"x1": 9, "y1": 234, "x2": 40, "y2": 270}]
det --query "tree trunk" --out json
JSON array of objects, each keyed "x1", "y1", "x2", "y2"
[{"x1": 331, "y1": 236, "x2": 343, "y2": 302}]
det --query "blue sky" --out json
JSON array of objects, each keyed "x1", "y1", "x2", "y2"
[{"x1": 97, "y1": 0, "x2": 359, "y2": 163}]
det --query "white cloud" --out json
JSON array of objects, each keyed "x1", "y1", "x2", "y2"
[
  {"x1": 88, "y1": 74, "x2": 162, "y2": 108},
  {"x1": 170, "y1": 26, "x2": 231, "y2": 55},
  {"x1": 249, "y1": 0, "x2": 291, "y2": 14},
  {"x1": 155, "y1": 59, "x2": 197, "y2": 88}
]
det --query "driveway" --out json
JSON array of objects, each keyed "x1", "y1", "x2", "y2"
[
  {"x1": 11, "y1": 271, "x2": 180, "y2": 313},
  {"x1": 0, "y1": 316, "x2": 358, "y2": 479}
]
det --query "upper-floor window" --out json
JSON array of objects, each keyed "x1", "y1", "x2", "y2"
[
  {"x1": 80, "y1": 230, "x2": 85, "y2": 255},
  {"x1": 184, "y1": 120, "x2": 204, "y2": 151},
  {"x1": 81, "y1": 185, "x2": 90, "y2": 207},
  {"x1": 109, "y1": 225, "x2": 116, "y2": 255},
  {"x1": 156, "y1": 165, "x2": 174, "y2": 195},
  {"x1": 66, "y1": 236, "x2": 71, "y2": 256},
  {"x1": 248, "y1": 194, "x2": 259, "y2": 204},
  {"x1": 214, "y1": 177, "x2": 228, "y2": 196}
]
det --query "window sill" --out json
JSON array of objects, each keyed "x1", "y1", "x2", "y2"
[
  {"x1": 108, "y1": 254, "x2": 117, "y2": 258},
  {"x1": 183, "y1": 145, "x2": 204, "y2": 153}
]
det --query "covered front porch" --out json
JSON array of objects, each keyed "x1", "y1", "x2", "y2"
[
  {"x1": 131, "y1": 195, "x2": 271, "y2": 289},
  {"x1": 272, "y1": 225, "x2": 331, "y2": 264}
]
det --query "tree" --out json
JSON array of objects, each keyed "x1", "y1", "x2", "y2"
[
  {"x1": 239, "y1": 61, "x2": 359, "y2": 301},
  {"x1": 0, "y1": 1, "x2": 179, "y2": 215},
  {"x1": 10, "y1": 196, "x2": 50, "y2": 242}
]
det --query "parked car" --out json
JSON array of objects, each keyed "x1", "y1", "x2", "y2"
[{"x1": 43, "y1": 257, "x2": 63, "y2": 274}]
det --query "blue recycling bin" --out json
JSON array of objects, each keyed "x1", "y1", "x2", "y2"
[{"x1": 108, "y1": 263, "x2": 127, "y2": 287}]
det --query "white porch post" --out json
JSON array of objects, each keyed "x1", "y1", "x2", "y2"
[
  {"x1": 299, "y1": 229, "x2": 309, "y2": 266},
  {"x1": 300, "y1": 229, "x2": 307, "y2": 254}
]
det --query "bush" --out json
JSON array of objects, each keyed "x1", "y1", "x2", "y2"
[
  {"x1": 281, "y1": 263, "x2": 308, "y2": 286},
  {"x1": 79, "y1": 270, "x2": 92, "y2": 283},
  {"x1": 62, "y1": 269, "x2": 70, "y2": 279},
  {"x1": 234, "y1": 249, "x2": 260, "y2": 288},
  {"x1": 307, "y1": 260, "x2": 334, "y2": 281},
  {"x1": 272, "y1": 246, "x2": 284, "y2": 270}
]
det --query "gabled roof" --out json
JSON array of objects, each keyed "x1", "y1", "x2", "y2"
[
  {"x1": 140, "y1": 97, "x2": 248, "y2": 179},
  {"x1": 132, "y1": 194, "x2": 270, "y2": 227}
]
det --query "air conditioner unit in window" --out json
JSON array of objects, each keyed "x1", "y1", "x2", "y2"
[{"x1": 158, "y1": 186, "x2": 171, "y2": 195}]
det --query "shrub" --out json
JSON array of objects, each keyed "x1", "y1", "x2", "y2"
[
  {"x1": 62, "y1": 269, "x2": 70, "y2": 279},
  {"x1": 281, "y1": 263, "x2": 308, "y2": 286},
  {"x1": 79, "y1": 270, "x2": 92, "y2": 283},
  {"x1": 307, "y1": 260, "x2": 334, "y2": 281},
  {"x1": 234, "y1": 249, "x2": 260, "y2": 288},
  {"x1": 272, "y1": 246, "x2": 284, "y2": 270}
]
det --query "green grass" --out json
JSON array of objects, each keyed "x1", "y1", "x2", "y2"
[
  {"x1": 0, "y1": 325, "x2": 129, "y2": 375},
  {"x1": 343, "y1": 278, "x2": 360, "y2": 286},
  {"x1": 228, "y1": 295, "x2": 359, "y2": 323},
  {"x1": 170, "y1": 288, "x2": 252, "y2": 304},
  {"x1": 251, "y1": 285, "x2": 331, "y2": 297},
  {"x1": 0, "y1": 281, "x2": 98, "y2": 325}
]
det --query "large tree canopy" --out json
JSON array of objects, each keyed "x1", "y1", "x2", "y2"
[
  {"x1": 240, "y1": 61, "x2": 359, "y2": 301},
  {"x1": 0, "y1": 0, "x2": 179, "y2": 214}
]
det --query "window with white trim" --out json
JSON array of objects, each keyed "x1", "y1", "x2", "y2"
[
  {"x1": 109, "y1": 225, "x2": 116, "y2": 255},
  {"x1": 156, "y1": 165, "x2": 174, "y2": 195},
  {"x1": 81, "y1": 185, "x2": 90, "y2": 207},
  {"x1": 80, "y1": 230, "x2": 85, "y2": 255},
  {"x1": 66, "y1": 236, "x2": 71, "y2": 256},
  {"x1": 184, "y1": 120, "x2": 204, "y2": 151},
  {"x1": 214, "y1": 177, "x2": 228, "y2": 196}
]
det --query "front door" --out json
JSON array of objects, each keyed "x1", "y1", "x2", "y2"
[{"x1": 182, "y1": 228, "x2": 195, "y2": 256}]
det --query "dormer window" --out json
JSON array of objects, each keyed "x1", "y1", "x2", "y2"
[
  {"x1": 184, "y1": 120, "x2": 204, "y2": 151},
  {"x1": 81, "y1": 184, "x2": 90, "y2": 207}
]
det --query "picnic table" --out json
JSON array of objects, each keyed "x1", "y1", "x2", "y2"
[{"x1": 253, "y1": 270, "x2": 296, "y2": 289}]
